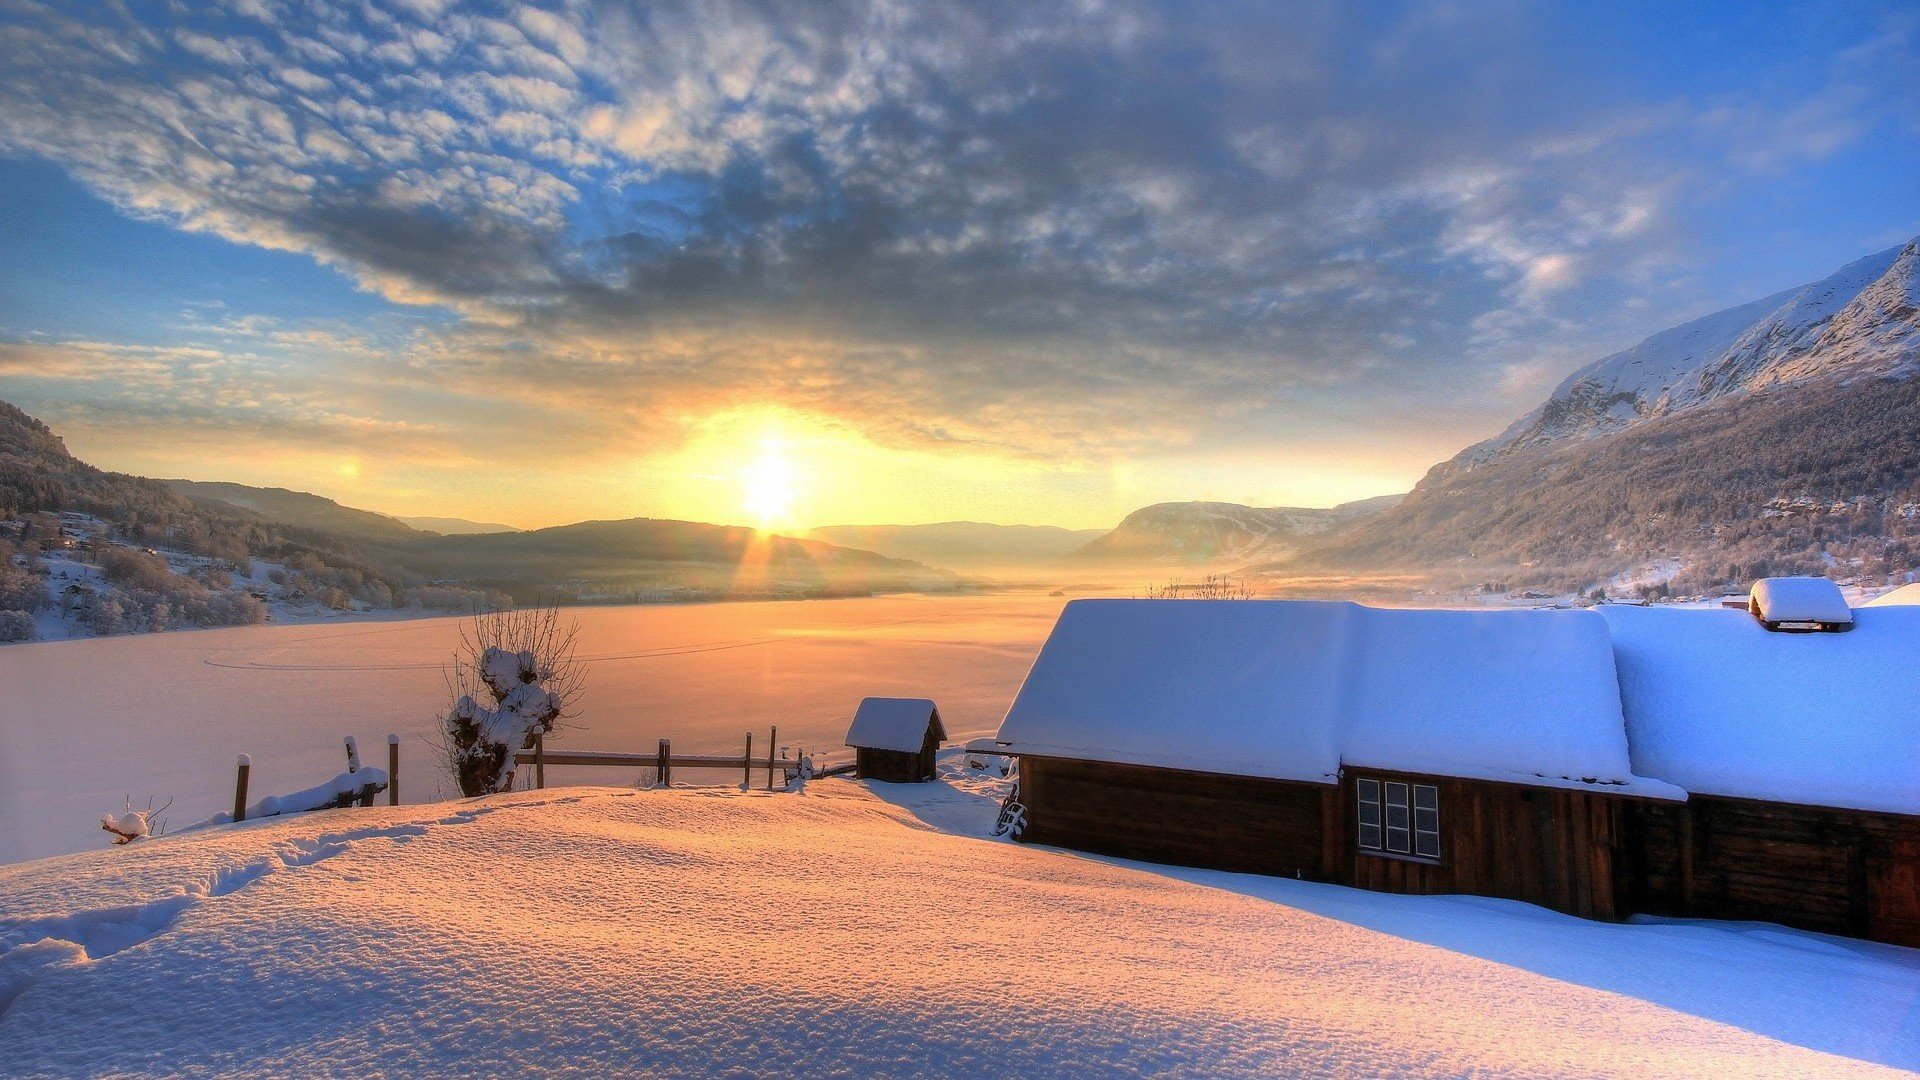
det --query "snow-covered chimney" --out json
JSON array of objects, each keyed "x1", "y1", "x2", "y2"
[{"x1": 1748, "y1": 577, "x2": 1854, "y2": 633}]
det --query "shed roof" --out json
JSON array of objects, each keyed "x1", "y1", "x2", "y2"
[
  {"x1": 1601, "y1": 604, "x2": 1920, "y2": 814},
  {"x1": 846, "y1": 697, "x2": 944, "y2": 753},
  {"x1": 994, "y1": 599, "x2": 1679, "y2": 798}
]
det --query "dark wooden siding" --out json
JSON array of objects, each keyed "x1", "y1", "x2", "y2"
[
  {"x1": 1017, "y1": 757, "x2": 1634, "y2": 919},
  {"x1": 1624, "y1": 795, "x2": 1920, "y2": 946},
  {"x1": 1331, "y1": 770, "x2": 1629, "y2": 920},
  {"x1": 1018, "y1": 757, "x2": 1329, "y2": 878}
]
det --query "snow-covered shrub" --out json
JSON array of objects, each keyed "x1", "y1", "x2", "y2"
[
  {"x1": 438, "y1": 607, "x2": 583, "y2": 797},
  {"x1": 0, "y1": 552, "x2": 46, "y2": 613},
  {"x1": 0, "y1": 609, "x2": 34, "y2": 642},
  {"x1": 100, "y1": 796, "x2": 171, "y2": 845}
]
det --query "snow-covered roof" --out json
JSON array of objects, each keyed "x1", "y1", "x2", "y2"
[
  {"x1": 994, "y1": 600, "x2": 1678, "y2": 797},
  {"x1": 846, "y1": 697, "x2": 944, "y2": 753},
  {"x1": 1864, "y1": 582, "x2": 1920, "y2": 607},
  {"x1": 1749, "y1": 577, "x2": 1852, "y2": 626},
  {"x1": 1601, "y1": 604, "x2": 1920, "y2": 815}
]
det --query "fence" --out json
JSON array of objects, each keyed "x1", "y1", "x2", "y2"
[{"x1": 513, "y1": 729, "x2": 827, "y2": 790}]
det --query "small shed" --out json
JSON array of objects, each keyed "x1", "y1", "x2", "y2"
[{"x1": 847, "y1": 697, "x2": 945, "y2": 783}]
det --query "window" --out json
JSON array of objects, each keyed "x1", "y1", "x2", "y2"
[{"x1": 1356, "y1": 777, "x2": 1440, "y2": 861}]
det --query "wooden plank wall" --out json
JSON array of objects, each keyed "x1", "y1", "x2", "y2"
[
  {"x1": 1329, "y1": 770, "x2": 1627, "y2": 920},
  {"x1": 1019, "y1": 757, "x2": 1329, "y2": 878},
  {"x1": 1624, "y1": 795, "x2": 1920, "y2": 946}
]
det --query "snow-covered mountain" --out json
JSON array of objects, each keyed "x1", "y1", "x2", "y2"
[
  {"x1": 1313, "y1": 237, "x2": 1920, "y2": 594},
  {"x1": 1076, "y1": 495, "x2": 1402, "y2": 565},
  {"x1": 1458, "y1": 238, "x2": 1920, "y2": 470}
]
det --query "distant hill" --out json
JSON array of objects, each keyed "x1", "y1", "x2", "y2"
[
  {"x1": 0, "y1": 400, "x2": 970, "y2": 640},
  {"x1": 1304, "y1": 237, "x2": 1920, "y2": 595},
  {"x1": 402, "y1": 518, "x2": 959, "y2": 601},
  {"x1": 164, "y1": 480, "x2": 424, "y2": 542},
  {"x1": 805, "y1": 521, "x2": 1104, "y2": 569},
  {"x1": 398, "y1": 516, "x2": 522, "y2": 535},
  {"x1": 1075, "y1": 496, "x2": 1402, "y2": 565}
]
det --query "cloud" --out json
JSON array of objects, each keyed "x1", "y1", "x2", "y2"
[{"x1": 0, "y1": 0, "x2": 1912, "y2": 478}]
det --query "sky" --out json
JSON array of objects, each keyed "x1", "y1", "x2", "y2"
[{"x1": 0, "y1": 1, "x2": 1916, "y2": 532}]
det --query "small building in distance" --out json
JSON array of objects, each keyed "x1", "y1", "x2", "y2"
[{"x1": 847, "y1": 697, "x2": 946, "y2": 783}]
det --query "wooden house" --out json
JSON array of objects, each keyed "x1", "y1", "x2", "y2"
[
  {"x1": 987, "y1": 583, "x2": 1920, "y2": 941},
  {"x1": 989, "y1": 600, "x2": 1681, "y2": 920},
  {"x1": 847, "y1": 697, "x2": 945, "y2": 783}
]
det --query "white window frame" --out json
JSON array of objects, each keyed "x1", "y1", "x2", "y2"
[{"x1": 1355, "y1": 776, "x2": 1441, "y2": 863}]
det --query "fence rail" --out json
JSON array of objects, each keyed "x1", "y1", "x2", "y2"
[{"x1": 512, "y1": 732, "x2": 822, "y2": 790}]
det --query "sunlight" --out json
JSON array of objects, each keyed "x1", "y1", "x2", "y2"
[{"x1": 741, "y1": 434, "x2": 801, "y2": 532}]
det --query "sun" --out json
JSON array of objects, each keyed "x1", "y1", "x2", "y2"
[{"x1": 741, "y1": 435, "x2": 801, "y2": 531}]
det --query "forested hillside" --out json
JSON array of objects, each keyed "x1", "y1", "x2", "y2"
[{"x1": 1313, "y1": 376, "x2": 1920, "y2": 595}]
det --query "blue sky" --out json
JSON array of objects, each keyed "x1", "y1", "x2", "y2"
[{"x1": 0, "y1": 0, "x2": 1914, "y2": 528}]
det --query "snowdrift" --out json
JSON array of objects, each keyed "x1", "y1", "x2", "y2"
[{"x1": 2, "y1": 781, "x2": 1915, "y2": 1077}]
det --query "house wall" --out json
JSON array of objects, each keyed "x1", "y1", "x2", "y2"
[
  {"x1": 856, "y1": 747, "x2": 929, "y2": 783},
  {"x1": 1624, "y1": 795, "x2": 1920, "y2": 946},
  {"x1": 1329, "y1": 769, "x2": 1630, "y2": 921},
  {"x1": 1018, "y1": 758, "x2": 1633, "y2": 920},
  {"x1": 1018, "y1": 757, "x2": 1328, "y2": 878}
]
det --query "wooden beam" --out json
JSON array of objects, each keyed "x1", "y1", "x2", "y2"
[{"x1": 512, "y1": 749, "x2": 804, "y2": 770}]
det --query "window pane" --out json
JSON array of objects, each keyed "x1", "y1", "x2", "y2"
[
  {"x1": 1414, "y1": 784, "x2": 1440, "y2": 859},
  {"x1": 1384, "y1": 781, "x2": 1411, "y2": 852},
  {"x1": 1356, "y1": 779, "x2": 1382, "y2": 849}
]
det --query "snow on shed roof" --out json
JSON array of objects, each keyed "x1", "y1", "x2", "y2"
[
  {"x1": 846, "y1": 697, "x2": 944, "y2": 753},
  {"x1": 1601, "y1": 604, "x2": 1920, "y2": 815},
  {"x1": 994, "y1": 599, "x2": 1678, "y2": 797},
  {"x1": 1750, "y1": 577, "x2": 1852, "y2": 626}
]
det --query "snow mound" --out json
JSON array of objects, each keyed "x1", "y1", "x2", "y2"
[{"x1": 0, "y1": 784, "x2": 1911, "y2": 1076}]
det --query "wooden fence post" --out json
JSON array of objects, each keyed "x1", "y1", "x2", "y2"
[
  {"x1": 768, "y1": 725, "x2": 777, "y2": 791},
  {"x1": 232, "y1": 754, "x2": 251, "y2": 823},
  {"x1": 742, "y1": 732, "x2": 753, "y2": 791},
  {"x1": 387, "y1": 734, "x2": 400, "y2": 806},
  {"x1": 658, "y1": 739, "x2": 670, "y2": 787},
  {"x1": 534, "y1": 731, "x2": 546, "y2": 790}
]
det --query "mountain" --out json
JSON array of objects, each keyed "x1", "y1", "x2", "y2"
[
  {"x1": 1313, "y1": 237, "x2": 1920, "y2": 594},
  {"x1": 1453, "y1": 240, "x2": 1919, "y2": 473},
  {"x1": 403, "y1": 518, "x2": 958, "y2": 601},
  {"x1": 165, "y1": 480, "x2": 424, "y2": 542},
  {"x1": 398, "y1": 516, "x2": 522, "y2": 535},
  {"x1": 1076, "y1": 496, "x2": 1403, "y2": 565},
  {"x1": 805, "y1": 521, "x2": 1104, "y2": 569}
]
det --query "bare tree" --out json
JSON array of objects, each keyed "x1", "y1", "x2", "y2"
[{"x1": 438, "y1": 606, "x2": 585, "y2": 797}]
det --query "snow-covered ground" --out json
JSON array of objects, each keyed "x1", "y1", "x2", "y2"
[{"x1": 3, "y1": 759, "x2": 1917, "y2": 1076}]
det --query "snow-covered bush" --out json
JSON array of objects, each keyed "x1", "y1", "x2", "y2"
[
  {"x1": 438, "y1": 607, "x2": 583, "y2": 797},
  {"x1": 0, "y1": 609, "x2": 34, "y2": 642},
  {"x1": 100, "y1": 796, "x2": 170, "y2": 845},
  {"x1": 0, "y1": 551, "x2": 46, "y2": 613}
]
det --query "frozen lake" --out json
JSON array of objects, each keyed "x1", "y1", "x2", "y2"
[{"x1": 0, "y1": 592, "x2": 1068, "y2": 863}]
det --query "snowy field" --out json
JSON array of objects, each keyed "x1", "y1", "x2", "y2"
[
  {"x1": 4, "y1": 762, "x2": 1919, "y2": 1076},
  {"x1": 0, "y1": 593, "x2": 1064, "y2": 863}
]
